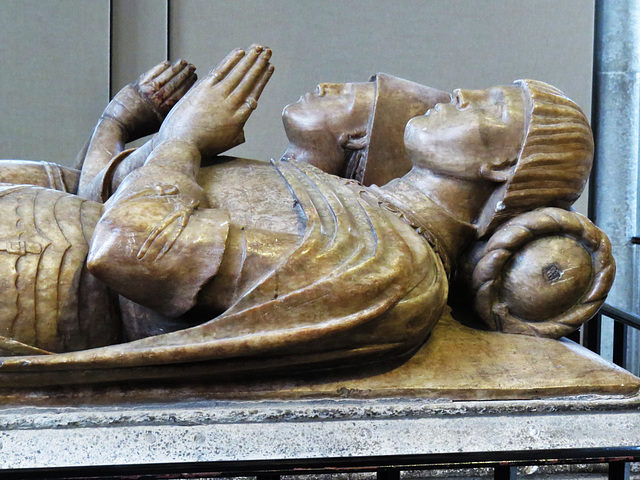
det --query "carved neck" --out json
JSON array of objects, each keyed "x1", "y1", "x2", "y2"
[
  {"x1": 376, "y1": 168, "x2": 489, "y2": 267},
  {"x1": 397, "y1": 168, "x2": 493, "y2": 224}
]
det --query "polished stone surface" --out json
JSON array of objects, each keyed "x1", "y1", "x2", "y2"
[{"x1": 0, "y1": 49, "x2": 610, "y2": 386}]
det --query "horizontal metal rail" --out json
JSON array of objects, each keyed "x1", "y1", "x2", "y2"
[
  {"x1": 3, "y1": 446, "x2": 639, "y2": 480},
  {"x1": 601, "y1": 304, "x2": 640, "y2": 330}
]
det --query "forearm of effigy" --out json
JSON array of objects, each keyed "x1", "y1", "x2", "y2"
[
  {"x1": 76, "y1": 115, "x2": 128, "y2": 197},
  {"x1": 87, "y1": 139, "x2": 230, "y2": 318}
]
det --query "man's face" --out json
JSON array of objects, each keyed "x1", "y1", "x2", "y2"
[
  {"x1": 404, "y1": 85, "x2": 526, "y2": 181},
  {"x1": 281, "y1": 82, "x2": 375, "y2": 174}
]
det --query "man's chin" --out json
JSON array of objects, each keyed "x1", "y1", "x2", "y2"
[{"x1": 282, "y1": 145, "x2": 349, "y2": 176}]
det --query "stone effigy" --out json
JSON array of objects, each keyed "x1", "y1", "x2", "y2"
[{"x1": 0, "y1": 46, "x2": 617, "y2": 388}]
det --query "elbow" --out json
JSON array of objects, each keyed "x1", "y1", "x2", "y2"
[
  {"x1": 86, "y1": 236, "x2": 113, "y2": 279},
  {"x1": 86, "y1": 222, "x2": 142, "y2": 290}
]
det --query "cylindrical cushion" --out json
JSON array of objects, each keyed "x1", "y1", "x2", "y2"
[{"x1": 462, "y1": 207, "x2": 615, "y2": 339}]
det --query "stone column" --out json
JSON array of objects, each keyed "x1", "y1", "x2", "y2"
[{"x1": 591, "y1": 0, "x2": 640, "y2": 373}]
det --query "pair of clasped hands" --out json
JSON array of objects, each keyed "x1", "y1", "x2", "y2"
[{"x1": 135, "y1": 44, "x2": 274, "y2": 158}]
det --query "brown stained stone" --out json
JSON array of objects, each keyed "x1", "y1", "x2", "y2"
[
  {"x1": 0, "y1": 47, "x2": 619, "y2": 388},
  {"x1": 0, "y1": 308, "x2": 636, "y2": 406},
  {"x1": 285, "y1": 312, "x2": 640, "y2": 400},
  {"x1": 185, "y1": 310, "x2": 640, "y2": 401}
]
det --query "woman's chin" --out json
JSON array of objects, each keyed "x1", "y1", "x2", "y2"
[{"x1": 282, "y1": 145, "x2": 346, "y2": 175}]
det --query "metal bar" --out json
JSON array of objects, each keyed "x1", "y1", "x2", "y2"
[
  {"x1": 2, "y1": 446, "x2": 639, "y2": 480},
  {"x1": 608, "y1": 461, "x2": 631, "y2": 480},
  {"x1": 583, "y1": 313, "x2": 602, "y2": 354},
  {"x1": 588, "y1": 0, "x2": 602, "y2": 222},
  {"x1": 601, "y1": 304, "x2": 640, "y2": 330},
  {"x1": 566, "y1": 328, "x2": 581, "y2": 343},
  {"x1": 377, "y1": 467, "x2": 401, "y2": 480},
  {"x1": 257, "y1": 474, "x2": 281, "y2": 480},
  {"x1": 613, "y1": 321, "x2": 629, "y2": 368},
  {"x1": 494, "y1": 465, "x2": 517, "y2": 480}
]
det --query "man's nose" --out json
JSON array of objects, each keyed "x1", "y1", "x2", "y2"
[{"x1": 453, "y1": 88, "x2": 486, "y2": 108}]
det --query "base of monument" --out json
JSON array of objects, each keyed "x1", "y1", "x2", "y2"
[
  {"x1": 0, "y1": 308, "x2": 637, "y2": 403},
  {"x1": 0, "y1": 309, "x2": 639, "y2": 471},
  {"x1": 0, "y1": 386, "x2": 639, "y2": 471}
]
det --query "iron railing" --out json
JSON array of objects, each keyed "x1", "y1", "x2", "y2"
[
  {"x1": 3, "y1": 446, "x2": 639, "y2": 480},
  {"x1": 578, "y1": 303, "x2": 640, "y2": 371}
]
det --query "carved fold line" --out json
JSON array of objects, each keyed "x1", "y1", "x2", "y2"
[
  {"x1": 295, "y1": 163, "x2": 376, "y2": 268},
  {"x1": 34, "y1": 189, "x2": 70, "y2": 352},
  {"x1": 287, "y1": 162, "x2": 338, "y2": 245},
  {"x1": 155, "y1": 200, "x2": 198, "y2": 261},
  {"x1": 220, "y1": 161, "x2": 351, "y2": 318},
  {"x1": 185, "y1": 168, "x2": 416, "y2": 341},
  {"x1": 53, "y1": 196, "x2": 78, "y2": 352},
  {"x1": 5, "y1": 191, "x2": 25, "y2": 343},
  {"x1": 98, "y1": 164, "x2": 415, "y2": 346},
  {"x1": 11, "y1": 191, "x2": 42, "y2": 349},
  {"x1": 228, "y1": 227, "x2": 248, "y2": 305},
  {"x1": 26, "y1": 191, "x2": 42, "y2": 348},
  {"x1": 79, "y1": 200, "x2": 105, "y2": 245},
  {"x1": 136, "y1": 199, "x2": 197, "y2": 262},
  {"x1": 0, "y1": 185, "x2": 29, "y2": 200},
  {"x1": 221, "y1": 159, "x2": 323, "y2": 311},
  {"x1": 43, "y1": 162, "x2": 67, "y2": 192},
  {"x1": 2, "y1": 164, "x2": 435, "y2": 369},
  {"x1": 231, "y1": 162, "x2": 370, "y2": 300},
  {"x1": 8, "y1": 255, "x2": 20, "y2": 343},
  {"x1": 54, "y1": 194, "x2": 92, "y2": 352}
]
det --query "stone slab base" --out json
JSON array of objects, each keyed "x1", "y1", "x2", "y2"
[
  {"x1": 1, "y1": 307, "x2": 639, "y2": 470},
  {"x1": 0, "y1": 309, "x2": 637, "y2": 404},
  {"x1": 0, "y1": 393, "x2": 639, "y2": 469}
]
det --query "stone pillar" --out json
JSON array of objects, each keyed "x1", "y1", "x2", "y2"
[{"x1": 591, "y1": 0, "x2": 640, "y2": 373}]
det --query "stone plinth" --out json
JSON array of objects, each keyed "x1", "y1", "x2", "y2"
[
  {"x1": 0, "y1": 393, "x2": 639, "y2": 470},
  {"x1": 0, "y1": 310, "x2": 638, "y2": 471}
]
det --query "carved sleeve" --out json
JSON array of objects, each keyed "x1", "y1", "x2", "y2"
[{"x1": 87, "y1": 139, "x2": 230, "y2": 318}]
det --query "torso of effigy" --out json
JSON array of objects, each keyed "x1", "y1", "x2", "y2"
[{"x1": 197, "y1": 157, "x2": 447, "y2": 339}]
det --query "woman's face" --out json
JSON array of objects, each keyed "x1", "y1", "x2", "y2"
[
  {"x1": 281, "y1": 82, "x2": 375, "y2": 172},
  {"x1": 404, "y1": 85, "x2": 526, "y2": 181}
]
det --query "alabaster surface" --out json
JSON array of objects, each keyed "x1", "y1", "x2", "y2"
[{"x1": 0, "y1": 46, "x2": 620, "y2": 392}]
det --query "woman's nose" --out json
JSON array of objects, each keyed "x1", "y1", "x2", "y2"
[{"x1": 316, "y1": 83, "x2": 342, "y2": 96}]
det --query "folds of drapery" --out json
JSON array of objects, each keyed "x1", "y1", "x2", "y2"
[{"x1": 0, "y1": 161, "x2": 447, "y2": 381}]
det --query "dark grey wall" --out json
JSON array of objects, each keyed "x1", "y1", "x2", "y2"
[
  {"x1": 0, "y1": 0, "x2": 109, "y2": 164},
  {"x1": 0, "y1": 0, "x2": 594, "y2": 210}
]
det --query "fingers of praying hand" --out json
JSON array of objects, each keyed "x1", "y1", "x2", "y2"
[
  {"x1": 154, "y1": 45, "x2": 274, "y2": 157},
  {"x1": 137, "y1": 60, "x2": 198, "y2": 116},
  {"x1": 205, "y1": 45, "x2": 274, "y2": 121}
]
